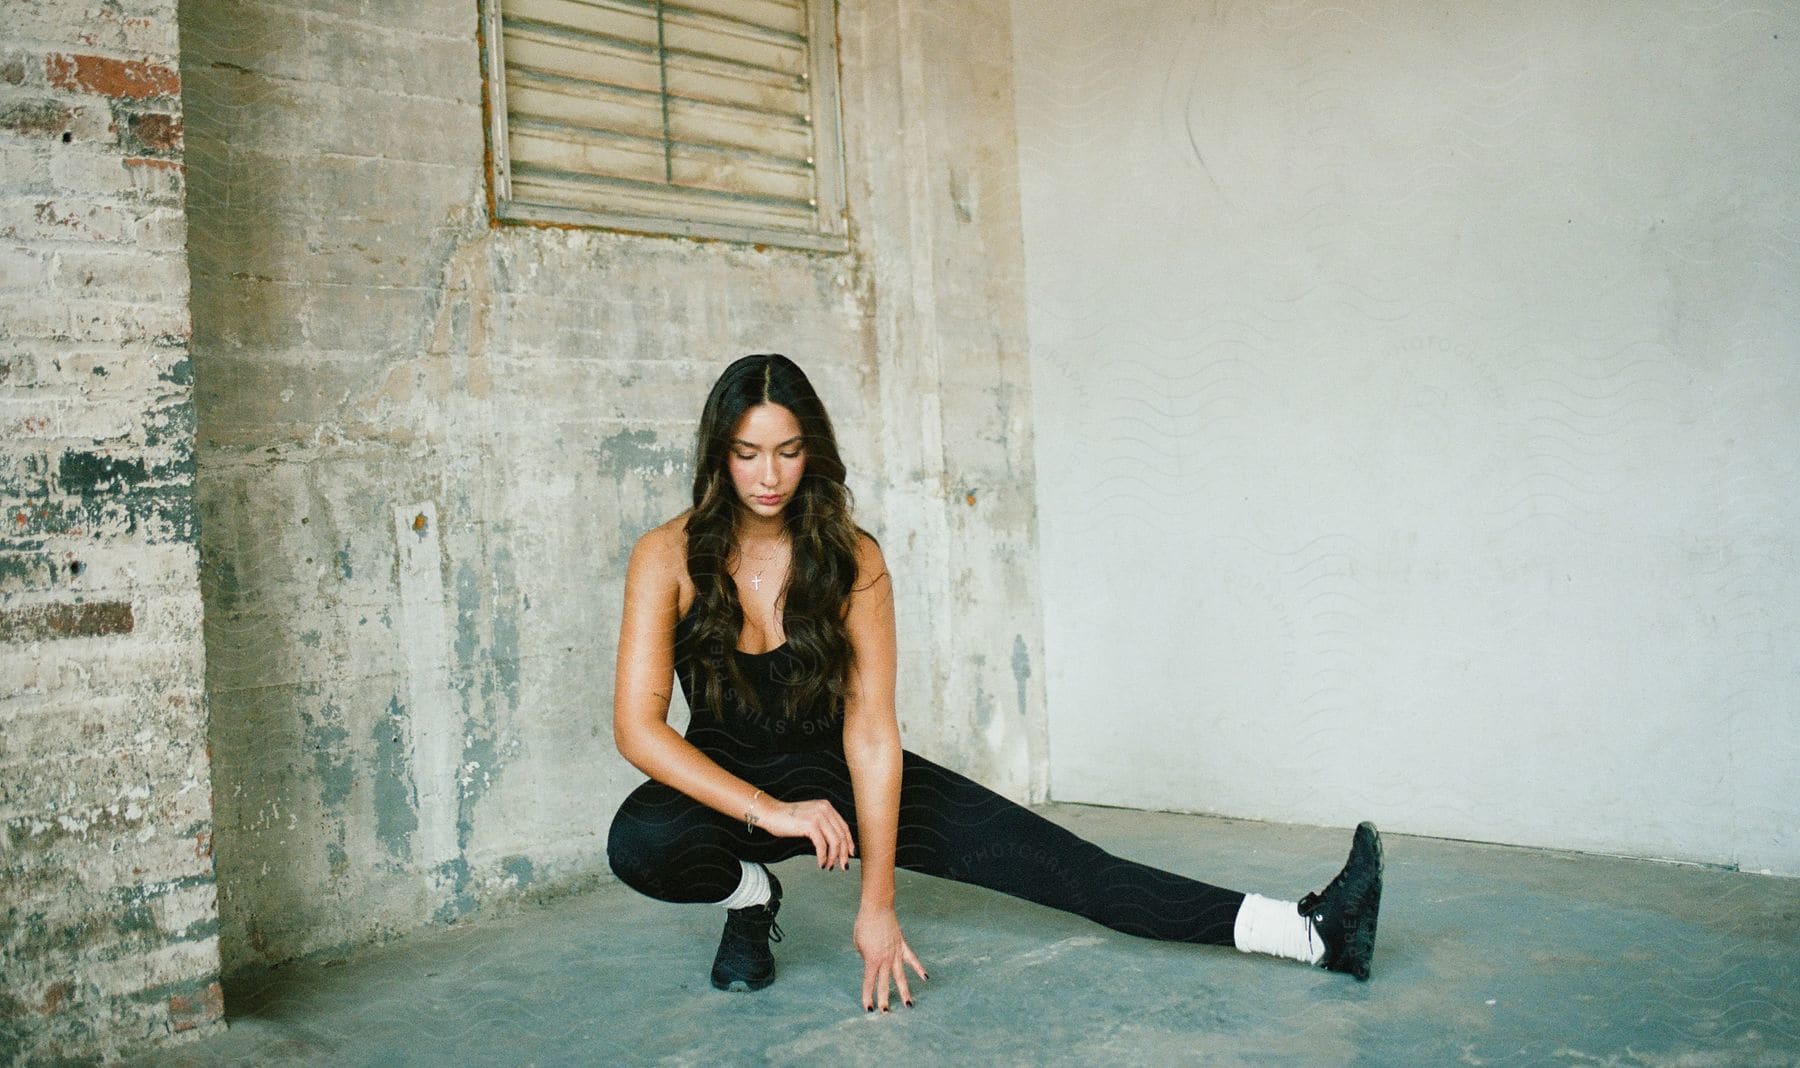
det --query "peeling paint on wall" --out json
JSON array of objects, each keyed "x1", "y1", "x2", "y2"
[
  {"x1": 599, "y1": 428, "x2": 679, "y2": 473},
  {"x1": 175, "y1": 0, "x2": 1047, "y2": 990},
  {"x1": 501, "y1": 855, "x2": 535, "y2": 890},
  {"x1": 393, "y1": 501, "x2": 457, "y2": 870},
  {"x1": 372, "y1": 697, "x2": 418, "y2": 860},
  {"x1": 304, "y1": 705, "x2": 352, "y2": 810}
]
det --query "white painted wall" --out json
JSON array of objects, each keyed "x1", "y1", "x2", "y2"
[{"x1": 1012, "y1": 2, "x2": 1799, "y2": 873}]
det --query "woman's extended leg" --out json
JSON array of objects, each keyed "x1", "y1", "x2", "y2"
[
  {"x1": 891, "y1": 751, "x2": 1244, "y2": 945},
  {"x1": 609, "y1": 749, "x2": 1239, "y2": 941}
]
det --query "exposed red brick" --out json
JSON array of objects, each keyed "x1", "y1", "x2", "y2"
[
  {"x1": 45, "y1": 54, "x2": 179, "y2": 101},
  {"x1": 0, "y1": 600, "x2": 134, "y2": 642},
  {"x1": 41, "y1": 980, "x2": 75, "y2": 1014},
  {"x1": 125, "y1": 156, "x2": 184, "y2": 173},
  {"x1": 128, "y1": 112, "x2": 181, "y2": 154},
  {"x1": 168, "y1": 982, "x2": 223, "y2": 1032}
]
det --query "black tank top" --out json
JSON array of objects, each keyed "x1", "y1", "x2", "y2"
[{"x1": 674, "y1": 606, "x2": 845, "y2": 754}]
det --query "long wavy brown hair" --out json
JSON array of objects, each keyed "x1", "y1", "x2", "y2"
[{"x1": 684, "y1": 354, "x2": 864, "y2": 720}]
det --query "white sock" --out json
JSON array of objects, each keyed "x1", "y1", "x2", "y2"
[
  {"x1": 1233, "y1": 893, "x2": 1325, "y2": 965},
  {"x1": 716, "y1": 861, "x2": 771, "y2": 911}
]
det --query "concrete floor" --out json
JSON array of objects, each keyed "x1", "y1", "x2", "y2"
[{"x1": 144, "y1": 805, "x2": 1798, "y2": 1067}]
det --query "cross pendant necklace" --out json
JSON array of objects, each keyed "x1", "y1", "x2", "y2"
[{"x1": 742, "y1": 542, "x2": 780, "y2": 594}]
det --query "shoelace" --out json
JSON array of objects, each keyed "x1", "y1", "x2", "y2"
[
  {"x1": 1300, "y1": 859, "x2": 1349, "y2": 918},
  {"x1": 730, "y1": 906, "x2": 783, "y2": 944},
  {"x1": 1301, "y1": 834, "x2": 1372, "y2": 920}
]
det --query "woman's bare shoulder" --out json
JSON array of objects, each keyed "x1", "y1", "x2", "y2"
[
  {"x1": 622, "y1": 514, "x2": 695, "y2": 627},
  {"x1": 852, "y1": 528, "x2": 890, "y2": 589},
  {"x1": 629, "y1": 512, "x2": 692, "y2": 578}
]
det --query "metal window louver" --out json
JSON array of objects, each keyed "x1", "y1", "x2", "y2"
[{"x1": 484, "y1": 0, "x2": 848, "y2": 251}]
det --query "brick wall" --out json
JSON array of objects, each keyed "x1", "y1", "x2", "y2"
[
  {"x1": 2, "y1": 0, "x2": 1040, "y2": 1057},
  {"x1": 0, "y1": 1, "x2": 221, "y2": 1061}
]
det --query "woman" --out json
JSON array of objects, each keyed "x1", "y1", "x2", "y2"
[{"x1": 607, "y1": 354, "x2": 1382, "y2": 1012}]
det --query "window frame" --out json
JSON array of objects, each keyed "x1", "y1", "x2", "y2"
[{"x1": 480, "y1": 0, "x2": 850, "y2": 252}]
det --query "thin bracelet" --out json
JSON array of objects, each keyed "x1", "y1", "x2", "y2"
[{"x1": 745, "y1": 789, "x2": 764, "y2": 833}]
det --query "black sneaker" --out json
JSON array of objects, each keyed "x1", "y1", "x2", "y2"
[
  {"x1": 1298, "y1": 821, "x2": 1383, "y2": 981},
  {"x1": 710, "y1": 869, "x2": 784, "y2": 991}
]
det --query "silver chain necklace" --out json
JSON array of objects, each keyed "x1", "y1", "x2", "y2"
[{"x1": 740, "y1": 543, "x2": 782, "y2": 592}]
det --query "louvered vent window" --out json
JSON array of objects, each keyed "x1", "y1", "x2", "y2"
[{"x1": 482, "y1": 0, "x2": 848, "y2": 252}]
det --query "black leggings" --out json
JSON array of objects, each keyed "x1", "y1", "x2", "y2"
[{"x1": 607, "y1": 746, "x2": 1244, "y2": 945}]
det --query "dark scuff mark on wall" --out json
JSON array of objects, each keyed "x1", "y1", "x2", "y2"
[
  {"x1": 157, "y1": 356, "x2": 193, "y2": 386},
  {"x1": 57, "y1": 450, "x2": 148, "y2": 496},
  {"x1": 598, "y1": 428, "x2": 675, "y2": 471},
  {"x1": 372, "y1": 697, "x2": 417, "y2": 860},
  {"x1": 1011, "y1": 635, "x2": 1031, "y2": 726},
  {"x1": 142, "y1": 394, "x2": 197, "y2": 451},
  {"x1": 501, "y1": 855, "x2": 533, "y2": 890},
  {"x1": 113, "y1": 901, "x2": 157, "y2": 936},
  {"x1": 970, "y1": 652, "x2": 994, "y2": 733},
  {"x1": 302, "y1": 705, "x2": 352, "y2": 810},
  {"x1": 431, "y1": 857, "x2": 475, "y2": 922},
  {"x1": 490, "y1": 544, "x2": 520, "y2": 714}
]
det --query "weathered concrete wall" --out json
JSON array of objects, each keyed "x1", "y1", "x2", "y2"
[
  {"x1": 848, "y1": 4, "x2": 1048, "y2": 800},
  {"x1": 178, "y1": 0, "x2": 1044, "y2": 976},
  {"x1": 0, "y1": 1, "x2": 223, "y2": 1062}
]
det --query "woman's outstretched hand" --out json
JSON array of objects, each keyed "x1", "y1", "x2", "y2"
[
  {"x1": 854, "y1": 905, "x2": 927, "y2": 1012},
  {"x1": 757, "y1": 797, "x2": 856, "y2": 871}
]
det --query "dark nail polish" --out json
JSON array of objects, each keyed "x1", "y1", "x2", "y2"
[
  {"x1": 865, "y1": 1005, "x2": 873, "y2": 1013},
  {"x1": 904, "y1": 1000, "x2": 914, "y2": 1008}
]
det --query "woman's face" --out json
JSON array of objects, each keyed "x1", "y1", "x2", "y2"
[{"x1": 726, "y1": 403, "x2": 807, "y2": 519}]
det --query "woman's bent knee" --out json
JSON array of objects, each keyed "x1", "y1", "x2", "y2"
[
  {"x1": 606, "y1": 802, "x2": 671, "y2": 897},
  {"x1": 607, "y1": 786, "x2": 742, "y2": 903}
]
